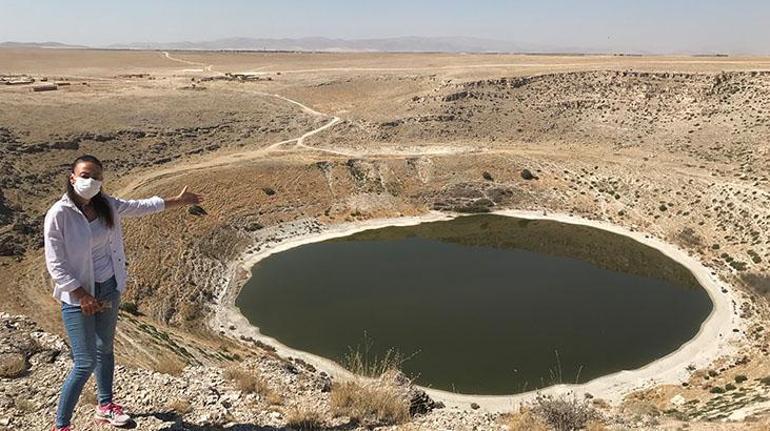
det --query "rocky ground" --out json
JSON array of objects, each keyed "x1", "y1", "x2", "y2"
[
  {"x1": 0, "y1": 313, "x2": 499, "y2": 430},
  {"x1": 4, "y1": 313, "x2": 770, "y2": 430},
  {"x1": 2, "y1": 49, "x2": 770, "y2": 429}
]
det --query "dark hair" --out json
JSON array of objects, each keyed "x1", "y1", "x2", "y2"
[{"x1": 66, "y1": 155, "x2": 114, "y2": 229}]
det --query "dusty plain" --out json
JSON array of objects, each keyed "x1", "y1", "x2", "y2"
[{"x1": 2, "y1": 48, "x2": 770, "y2": 430}]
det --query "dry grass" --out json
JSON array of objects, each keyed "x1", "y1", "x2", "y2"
[
  {"x1": 344, "y1": 344, "x2": 404, "y2": 378},
  {"x1": 586, "y1": 420, "x2": 609, "y2": 431},
  {"x1": 153, "y1": 353, "x2": 187, "y2": 376},
  {"x1": 265, "y1": 390, "x2": 284, "y2": 406},
  {"x1": 284, "y1": 404, "x2": 324, "y2": 430},
  {"x1": 330, "y1": 341, "x2": 412, "y2": 426},
  {"x1": 165, "y1": 398, "x2": 193, "y2": 415},
  {"x1": 13, "y1": 397, "x2": 36, "y2": 413},
  {"x1": 330, "y1": 379, "x2": 410, "y2": 426},
  {"x1": 223, "y1": 366, "x2": 273, "y2": 397},
  {"x1": 501, "y1": 408, "x2": 549, "y2": 431}
]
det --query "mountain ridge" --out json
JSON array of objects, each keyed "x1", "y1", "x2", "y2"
[{"x1": 108, "y1": 36, "x2": 531, "y2": 53}]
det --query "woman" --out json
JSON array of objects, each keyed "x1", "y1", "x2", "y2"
[{"x1": 44, "y1": 155, "x2": 202, "y2": 431}]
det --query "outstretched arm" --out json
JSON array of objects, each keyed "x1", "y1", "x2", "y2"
[
  {"x1": 163, "y1": 186, "x2": 203, "y2": 209},
  {"x1": 109, "y1": 186, "x2": 203, "y2": 217}
]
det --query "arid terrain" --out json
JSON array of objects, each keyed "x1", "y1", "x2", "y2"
[{"x1": 2, "y1": 48, "x2": 770, "y2": 430}]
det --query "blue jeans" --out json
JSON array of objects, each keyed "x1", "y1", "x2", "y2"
[{"x1": 55, "y1": 275, "x2": 121, "y2": 428}]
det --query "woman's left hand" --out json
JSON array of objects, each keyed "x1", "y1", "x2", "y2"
[{"x1": 165, "y1": 186, "x2": 203, "y2": 208}]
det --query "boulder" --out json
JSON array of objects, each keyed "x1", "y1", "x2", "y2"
[{"x1": 521, "y1": 169, "x2": 538, "y2": 180}]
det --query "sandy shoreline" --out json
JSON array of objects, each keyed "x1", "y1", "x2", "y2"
[{"x1": 210, "y1": 209, "x2": 744, "y2": 412}]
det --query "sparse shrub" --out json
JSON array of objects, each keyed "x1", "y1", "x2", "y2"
[
  {"x1": 735, "y1": 375, "x2": 748, "y2": 383},
  {"x1": 119, "y1": 301, "x2": 140, "y2": 316},
  {"x1": 725, "y1": 383, "x2": 737, "y2": 391},
  {"x1": 676, "y1": 227, "x2": 702, "y2": 247},
  {"x1": 223, "y1": 366, "x2": 272, "y2": 397},
  {"x1": 748, "y1": 250, "x2": 762, "y2": 264},
  {"x1": 188, "y1": 204, "x2": 207, "y2": 216},
  {"x1": 153, "y1": 353, "x2": 187, "y2": 376},
  {"x1": 710, "y1": 386, "x2": 725, "y2": 394},
  {"x1": 284, "y1": 404, "x2": 324, "y2": 430},
  {"x1": 13, "y1": 397, "x2": 36, "y2": 412},
  {"x1": 165, "y1": 398, "x2": 192, "y2": 415},
  {"x1": 531, "y1": 394, "x2": 601, "y2": 431}
]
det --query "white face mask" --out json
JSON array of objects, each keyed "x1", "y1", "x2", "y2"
[{"x1": 72, "y1": 177, "x2": 102, "y2": 200}]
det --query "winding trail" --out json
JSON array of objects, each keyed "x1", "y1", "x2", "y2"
[
  {"x1": 117, "y1": 93, "x2": 340, "y2": 195},
  {"x1": 161, "y1": 51, "x2": 215, "y2": 72},
  {"x1": 111, "y1": 53, "x2": 368, "y2": 196},
  {"x1": 117, "y1": 81, "x2": 468, "y2": 195},
  {"x1": 113, "y1": 53, "x2": 352, "y2": 193}
]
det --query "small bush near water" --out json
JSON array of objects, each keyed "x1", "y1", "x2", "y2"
[
  {"x1": 284, "y1": 404, "x2": 324, "y2": 430},
  {"x1": 530, "y1": 394, "x2": 601, "y2": 431},
  {"x1": 330, "y1": 378, "x2": 411, "y2": 427},
  {"x1": 330, "y1": 343, "x2": 412, "y2": 426}
]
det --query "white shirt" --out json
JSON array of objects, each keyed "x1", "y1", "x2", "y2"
[
  {"x1": 44, "y1": 193, "x2": 165, "y2": 305},
  {"x1": 89, "y1": 217, "x2": 115, "y2": 283}
]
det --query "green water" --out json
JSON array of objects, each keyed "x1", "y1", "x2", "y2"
[{"x1": 236, "y1": 215, "x2": 713, "y2": 394}]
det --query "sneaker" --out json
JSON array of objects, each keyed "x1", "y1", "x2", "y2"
[{"x1": 94, "y1": 402, "x2": 131, "y2": 426}]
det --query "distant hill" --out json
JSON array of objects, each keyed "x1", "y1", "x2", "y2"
[
  {"x1": 1, "y1": 37, "x2": 650, "y2": 55},
  {"x1": 109, "y1": 36, "x2": 530, "y2": 53},
  {"x1": 0, "y1": 41, "x2": 88, "y2": 49}
]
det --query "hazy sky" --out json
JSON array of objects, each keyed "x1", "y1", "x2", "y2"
[{"x1": 1, "y1": 0, "x2": 768, "y2": 54}]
